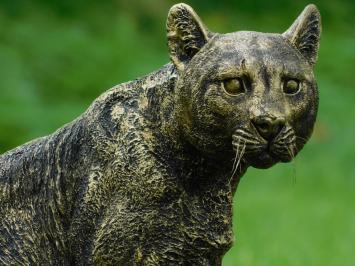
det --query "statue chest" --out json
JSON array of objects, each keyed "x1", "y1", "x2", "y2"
[{"x1": 178, "y1": 192, "x2": 234, "y2": 254}]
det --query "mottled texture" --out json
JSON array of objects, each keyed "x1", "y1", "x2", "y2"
[{"x1": 0, "y1": 3, "x2": 321, "y2": 265}]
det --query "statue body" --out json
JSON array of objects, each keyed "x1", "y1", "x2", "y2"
[{"x1": 0, "y1": 4, "x2": 321, "y2": 265}]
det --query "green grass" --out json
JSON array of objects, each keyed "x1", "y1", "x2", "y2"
[
  {"x1": 224, "y1": 147, "x2": 355, "y2": 266},
  {"x1": 0, "y1": 1, "x2": 354, "y2": 265}
]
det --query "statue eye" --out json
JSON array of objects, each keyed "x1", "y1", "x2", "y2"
[
  {"x1": 283, "y1": 79, "x2": 300, "y2": 94},
  {"x1": 222, "y1": 78, "x2": 245, "y2": 96}
]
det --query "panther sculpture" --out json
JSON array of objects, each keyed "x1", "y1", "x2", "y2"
[{"x1": 0, "y1": 3, "x2": 321, "y2": 265}]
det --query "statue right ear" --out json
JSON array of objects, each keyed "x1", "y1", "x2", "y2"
[
  {"x1": 166, "y1": 3, "x2": 210, "y2": 71},
  {"x1": 283, "y1": 4, "x2": 321, "y2": 66}
]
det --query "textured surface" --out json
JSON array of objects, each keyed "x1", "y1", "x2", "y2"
[{"x1": 0, "y1": 3, "x2": 321, "y2": 265}]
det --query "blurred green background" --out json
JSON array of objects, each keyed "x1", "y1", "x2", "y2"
[{"x1": 0, "y1": 0, "x2": 354, "y2": 265}]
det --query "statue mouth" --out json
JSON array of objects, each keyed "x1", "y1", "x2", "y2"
[{"x1": 231, "y1": 126, "x2": 298, "y2": 169}]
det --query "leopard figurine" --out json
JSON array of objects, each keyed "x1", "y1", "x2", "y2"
[{"x1": 0, "y1": 3, "x2": 321, "y2": 265}]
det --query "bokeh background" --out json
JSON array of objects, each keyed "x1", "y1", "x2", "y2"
[{"x1": 0, "y1": 0, "x2": 354, "y2": 265}]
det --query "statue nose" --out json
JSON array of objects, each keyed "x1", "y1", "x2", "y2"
[{"x1": 252, "y1": 116, "x2": 285, "y2": 140}]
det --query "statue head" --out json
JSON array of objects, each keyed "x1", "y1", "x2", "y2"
[{"x1": 167, "y1": 3, "x2": 321, "y2": 169}]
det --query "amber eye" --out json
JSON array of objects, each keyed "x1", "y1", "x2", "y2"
[
  {"x1": 222, "y1": 78, "x2": 245, "y2": 96},
  {"x1": 283, "y1": 79, "x2": 301, "y2": 94}
]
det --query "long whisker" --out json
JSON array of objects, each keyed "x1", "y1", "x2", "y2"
[
  {"x1": 286, "y1": 146, "x2": 293, "y2": 160},
  {"x1": 230, "y1": 141, "x2": 246, "y2": 182},
  {"x1": 296, "y1": 136, "x2": 308, "y2": 144},
  {"x1": 233, "y1": 130, "x2": 262, "y2": 143},
  {"x1": 274, "y1": 149, "x2": 292, "y2": 157},
  {"x1": 238, "y1": 143, "x2": 246, "y2": 172},
  {"x1": 233, "y1": 139, "x2": 261, "y2": 146},
  {"x1": 229, "y1": 149, "x2": 240, "y2": 184},
  {"x1": 290, "y1": 143, "x2": 297, "y2": 186},
  {"x1": 282, "y1": 127, "x2": 293, "y2": 135},
  {"x1": 277, "y1": 131, "x2": 294, "y2": 142},
  {"x1": 231, "y1": 138, "x2": 241, "y2": 173},
  {"x1": 284, "y1": 143, "x2": 297, "y2": 186},
  {"x1": 273, "y1": 138, "x2": 296, "y2": 147}
]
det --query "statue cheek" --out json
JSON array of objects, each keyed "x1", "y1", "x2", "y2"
[
  {"x1": 204, "y1": 88, "x2": 236, "y2": 118},
  {"x1": 206, "y1": 96, "x2": 234, "y2": 117},
  {"x1": 284, "y1": 90, "x2": 306, "y2": 119},
  {"x1": 286, "y1": 97, "x2": 316, "y2": 138}
]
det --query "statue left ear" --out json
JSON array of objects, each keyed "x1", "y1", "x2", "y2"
[
  {"x1": 166, "y1": 3, "x2": 210, "y2": 71},
  {"x1": 283, "y1": 4, "x2": 322, "y2": 66}
]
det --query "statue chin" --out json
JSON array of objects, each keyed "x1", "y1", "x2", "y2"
[{"x1": 248, "y1": 152, "x2": 279, "y2": 169}]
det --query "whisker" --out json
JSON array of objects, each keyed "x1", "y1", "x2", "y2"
[
  {"x1": 234, "y1": 139, "x2": 262, "y2": 146},
  {"x1": 277, "y1": 131, "x2": 294, "y2": 142},
  {"x1": 233, "y1": 130, "x2": 262, "y2": 143},
  {"x1": 238, "y1": 143, "x2": 246, "y2": 172},
  {"x1": 273, "y1": 138, "x2": 296, "y2": 147},
  {"x1": 289, "y1": 144, "x2": 297, "y2": 186},
  {"x1": 274, "y1": 149, "x2": 291, "y2": 157},
  {"x1": 231, "y1": 138, "x2": 240, "y2": 173},
  {"x1": 231, "y1": 142, "x2": 245, "y2": 181},
  {"x1": 230, "y1": 139, "x2": 246, "y2": 183},
  {"x1": 273, "y1": 143, "x2": 292, "y2": 151},
  {"x1": 292, "y1": 143, "x2": 298, "y2": 157},
  {"x1": 229, "y1": 153, "x2": 239, "y2": 183},
  {"x1": 245, "y1": 145, "x2": 264, "y2": 151},
  {"x1": 289, "y1": 147, "x2": 294, "y2": 159},
  {"x1": 296, "y1": 136, "x2": 308, "y2": 144},
  {"x1": 282, "y1": 127, "x2": 293, "y2": 135}
]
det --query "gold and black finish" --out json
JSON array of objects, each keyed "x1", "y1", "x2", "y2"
[{"x1": 0, "y1": 3, "x2": 321, "y2": 265}]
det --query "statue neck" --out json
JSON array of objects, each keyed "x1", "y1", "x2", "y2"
[{"x1": 143, "y1": 64, "x2": 248, "y2": 193}]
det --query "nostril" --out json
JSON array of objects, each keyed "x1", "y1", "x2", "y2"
[{"x1": 258, "y1": 122, "x2": 269, "y2": 131}]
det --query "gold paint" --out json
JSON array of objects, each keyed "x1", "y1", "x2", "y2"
[{"x1": 0, "y1": 3, "x2": 321, "y2": 265}]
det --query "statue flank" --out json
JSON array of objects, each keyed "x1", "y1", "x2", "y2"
[{"x1": 0, "y1": 3, "x2": 321, "y2": 265}]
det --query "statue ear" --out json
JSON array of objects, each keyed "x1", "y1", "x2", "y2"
[
  {"x1": 283, "y1": 4, "x2": 321, "y2": 66},
  {"x1": 167, "y1": 3, "x2": 210, "y2": 71}
]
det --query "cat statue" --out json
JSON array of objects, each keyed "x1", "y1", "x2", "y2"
[{"x1": 0, "y1": 3, "x2": 321, "y2": 265}]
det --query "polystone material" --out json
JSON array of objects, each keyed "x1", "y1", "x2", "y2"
[{"x1": 0, "y1": 3, "x2": 321, "y2": 265}]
